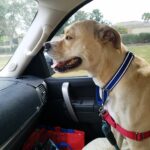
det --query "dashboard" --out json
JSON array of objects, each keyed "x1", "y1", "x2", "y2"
[{"x1": 0, "y1": 76, "x2": 47, "y2": 149}]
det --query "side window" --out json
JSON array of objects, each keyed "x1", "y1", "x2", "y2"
[
  {"x1": 0, "y1": 0, "x2": 38, "y2": 70},
  {"x1": 44, "y1": 0, "x2": 150, "y2": 78}
]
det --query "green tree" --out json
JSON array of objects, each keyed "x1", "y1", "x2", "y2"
[
  {"x1": 142, "y1": 12, "x2": 150, "y2": 23},
  {"x1": 89, "y1": 9, "x2": 104, "y2": 23},
  {"x1": 5, "y1": 0, "x2": 37, "y2": 36},
  {"x1": 0, "y1": 0, "x2": 37, "y2": 52},
  {"x1": 73, "y1": 11, "x2": 88, "y2": 22},
  {"x1": 0, "y1": 0, "x2": 8, "y2": 35}
]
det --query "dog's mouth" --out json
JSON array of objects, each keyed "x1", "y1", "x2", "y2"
[{"x1": 51, "y1": 57, "x2": 82, "y2": 72}]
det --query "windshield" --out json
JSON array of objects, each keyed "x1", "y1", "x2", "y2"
[{"x1": 0, "y1": 0, "x2": 38, "y2": 70}]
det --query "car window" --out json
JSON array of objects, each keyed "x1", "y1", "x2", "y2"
[
  {"x1": 44, "y1": 0, "x2": 150, "y2": 78},
  {"x1": 0, "y1": 0, "x2": 38, "y2": 70}
]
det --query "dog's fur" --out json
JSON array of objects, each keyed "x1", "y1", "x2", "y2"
[{"x1": 46, "y1": 20, "x2": 150, "y2": 149}]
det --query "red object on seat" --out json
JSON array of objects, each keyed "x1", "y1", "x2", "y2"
[
  {"x1": 22, "y1": 127, "x2": 85, "y2": 150},
  {"x1": 47, "y1": 127, "x2": 85, "y2": 150},
  {"x1": 22, "y1": 128, "x2": 49, "y2": 150}
]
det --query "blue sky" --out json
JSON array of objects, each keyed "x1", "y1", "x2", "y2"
[{"x1": 82, "y1": 0, "x2": 150, "y2": 24}]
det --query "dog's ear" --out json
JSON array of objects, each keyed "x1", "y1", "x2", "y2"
[{"x1": 95, "y1": 25, "x2": 121, "y2": 49}]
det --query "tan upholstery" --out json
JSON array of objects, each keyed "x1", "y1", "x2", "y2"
[
  {"x1": 83, "y1": 138, "x2": 130, "y2": 150},
  {"x1": 82, "y1": 138, "x2": 114, "y2": 150}
]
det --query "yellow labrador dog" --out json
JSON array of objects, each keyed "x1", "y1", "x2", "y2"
[{"x1": 44, "y1": 20, "x2": 150, "y2": 150}]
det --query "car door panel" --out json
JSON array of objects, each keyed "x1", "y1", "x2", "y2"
[
  {"x1": 44, "y1": 77, "x2": 98, "y2": 120},
  {"x1": 44, "y1": 77, "x2": 103, "y2": 142}
]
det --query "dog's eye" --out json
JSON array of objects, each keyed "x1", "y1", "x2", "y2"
[{"x1": 65, "y1": 35, "x2": 73, "y2": 40}]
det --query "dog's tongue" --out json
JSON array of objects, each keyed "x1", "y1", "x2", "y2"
[{"x1": 51, "y1": 61, "x2": 66, "y2": 68}]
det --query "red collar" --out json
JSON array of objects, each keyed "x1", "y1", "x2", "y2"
[{"x1": 102, "y1": 111, "x2": 150, "y2": 141}]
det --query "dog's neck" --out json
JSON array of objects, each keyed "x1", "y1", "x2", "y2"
[{"x1": 89, "y1": 44, "x2": 127, "y2": 87}]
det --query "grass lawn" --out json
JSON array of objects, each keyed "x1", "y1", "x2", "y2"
[
  {"x1": 127, "y1": 44, "x2": 150, "y2": 63},
  {"x1": 0, "y1": 55, "x2": 12, "y2": 70}
]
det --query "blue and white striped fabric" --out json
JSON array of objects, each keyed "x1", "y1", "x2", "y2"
[{"x1": 96, "y1": 51, "x2": 134, "y2": 106}]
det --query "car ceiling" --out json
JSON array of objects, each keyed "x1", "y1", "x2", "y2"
[{"x1": 38, "y1": 0, "x2": 88, "y2": 11}]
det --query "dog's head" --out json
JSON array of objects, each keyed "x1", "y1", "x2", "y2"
[{"x1": 44, "y1": 20, "x2": 121, "y2": 73}]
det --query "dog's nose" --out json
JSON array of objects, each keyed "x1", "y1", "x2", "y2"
[{"x1": 43, "y1": 42, "x2": 51, "y2": 52}]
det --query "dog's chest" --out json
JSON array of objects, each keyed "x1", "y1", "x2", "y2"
[
  {"x1": 104, "y1": 99, "x2": 120, "y2": 122},
  {"x1": 103, "y1": 92, "x2": 127, "y2": 124}
]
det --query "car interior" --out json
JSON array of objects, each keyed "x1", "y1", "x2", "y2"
[
  {"x1": 0, "y1": 0, "x2": 150, "y2": 149},
  {"x1": 0, "y1": 0, "x2": 103, "y2": 149}
]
